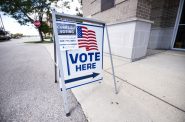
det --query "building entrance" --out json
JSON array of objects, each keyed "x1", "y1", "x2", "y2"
[{"x1": 174, "y1": 0, "x2": 185, "y2": 49}]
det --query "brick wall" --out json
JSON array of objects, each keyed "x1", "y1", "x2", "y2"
[
  {"x1": 82, "y1": 0, "x2": 101, "y2": 17},
  {"x1": 82, "y1": 0, "x2": 179, "y2": 27},
  {"x1": 150, "y1": 0, "x2": 179, "y2": 28},
  {"x1": 136, "y1": 0, "x2": 151, "y2": 20},
  {"x1": 82, "y1": 0, "x2": 138, "y2": 23}
]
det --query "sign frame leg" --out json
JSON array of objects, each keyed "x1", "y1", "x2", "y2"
[
  {"x1": 105, "y1": 25, "x2": 118, "y2": 94},
  {"x1": 52, "y1": 10, "x2": 70, "y2": 116},
  {"x1": 59, "y1": 76, "x2": 70, "y2": 116},
  {"x1": 54, "y1": 37, "x2": 58, "y2": 83}
]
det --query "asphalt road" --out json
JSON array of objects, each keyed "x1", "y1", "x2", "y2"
[{"x1": 0, "y1": 37, "x2": 87, "y2": 122}]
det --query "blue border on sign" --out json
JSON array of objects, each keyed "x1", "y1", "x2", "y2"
[
  {"x1": 64, "y1": 22, "x2": 104, "y2": 89},
  {"x1": 66, "y1": 77, "x2": 103, "y2": 90},
  {"x1": 66, "y1": 51, "x2": 71, "y2": 76}
]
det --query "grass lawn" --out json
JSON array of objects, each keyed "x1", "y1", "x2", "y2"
[{"x1": 24, "y1": 40, "x2": 53, "y2": 44}]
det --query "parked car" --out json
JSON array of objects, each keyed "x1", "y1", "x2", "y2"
[{"x1": 0, "y1": 29, "x2": 11, "y2": 40}]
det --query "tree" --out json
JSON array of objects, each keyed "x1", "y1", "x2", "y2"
[
  {"x1": 0, "y1": 0, "x2": 56, "y2": 41},
  {"x1": 0, "y1": 0, "x2": 82, "y2": 41},
  {"x1": 40, "y1": 21, "x2": 52, "y2": 38}
]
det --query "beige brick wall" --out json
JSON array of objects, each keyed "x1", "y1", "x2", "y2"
[
  {"x1": 150, "y1": 0, "x2": 179, "y2": 28},
  {"x1": 82, "y1": 0, "x2": 101, "y2": 17},
  {"x1": 136, "y1": 0, "x2": 151, "y2": 20},
  {"x1": 82, "y1": 0, "x2": 179, "y2": 28},
  {"x1": 82, "y1": 0, "x2": 138, "y2": 23}
]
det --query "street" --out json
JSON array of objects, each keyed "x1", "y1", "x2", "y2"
[{"x1": 0, "y1": 37, "x2": 87, "y2": 122}]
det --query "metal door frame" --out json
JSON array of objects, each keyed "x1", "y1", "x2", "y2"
[{"x1": 171, "y1": 0, "x2": 185, "y2": 51}]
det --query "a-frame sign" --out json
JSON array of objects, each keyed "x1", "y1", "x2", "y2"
[{"x1": 52, "y1": 10, "x2": 118, "y2": 116}]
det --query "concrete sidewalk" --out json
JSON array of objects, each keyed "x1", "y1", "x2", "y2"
[{"x1": 42, "y1": 44, "x2": 185, "y2": 122}]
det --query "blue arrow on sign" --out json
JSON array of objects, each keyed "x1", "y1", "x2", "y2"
[{"x1": 65, "y1": 72, "x2": 100, "y2": 84}]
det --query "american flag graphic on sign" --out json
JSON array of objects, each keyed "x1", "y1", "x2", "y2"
[{"x1": 77, "y1": 26, "x2": 98, "y2": 51}]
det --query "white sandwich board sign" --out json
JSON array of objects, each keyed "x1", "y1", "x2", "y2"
[
  {"x1": 53, "y1": 13, "x2": 104, "y2": 90},
  {"x1": 52, "y1": 11, "x2": 118, "y2": 116}
]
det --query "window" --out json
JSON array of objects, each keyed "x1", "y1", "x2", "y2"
[{"x1": 101, "y1": 0, "x2": 114, "y2": 12}]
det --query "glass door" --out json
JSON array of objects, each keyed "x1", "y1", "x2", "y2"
[{"x1": 174, "y1": 1, "x2": 185, "y2": 49}]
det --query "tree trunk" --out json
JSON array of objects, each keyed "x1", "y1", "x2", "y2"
[
  {"x1": 38, "y1": 27, "x2": 44, "y2": 42},
  {"x1": 38, "y1": 15, "x2": 44, "y2": 42}
]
